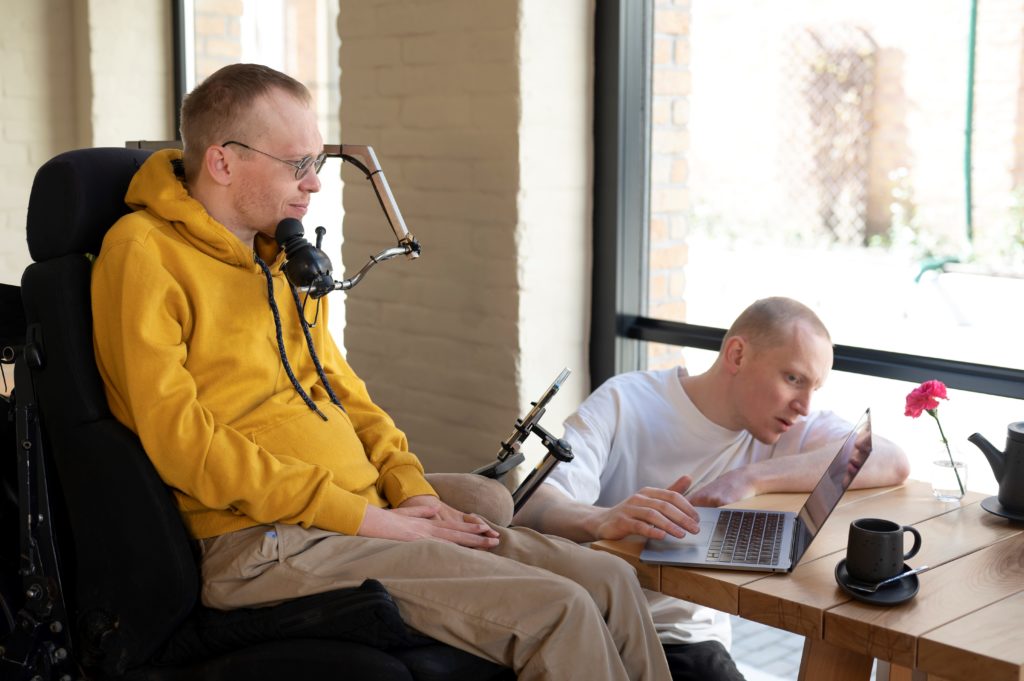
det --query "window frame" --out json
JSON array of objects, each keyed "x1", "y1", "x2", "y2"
[
  {"x1": 171, "y1": 0, "x2": 189, "y2": 139},
  {"x1": 591, "y1": 0, "x2": 651, "y2": 387},
  {"x1": 591, "y1": 0, "x2": 1024, "y2": 401}
]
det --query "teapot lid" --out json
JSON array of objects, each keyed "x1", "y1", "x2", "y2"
[{"x1": 1009, "y1": 422, "x2": 1024, "y2": 443}]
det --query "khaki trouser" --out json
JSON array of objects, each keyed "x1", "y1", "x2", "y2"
[{"x1": 201, "y1": 522, "x2": 671, "y2": 681}]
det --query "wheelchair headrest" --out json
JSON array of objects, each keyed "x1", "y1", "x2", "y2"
[{"x1": 27, "y1": 148, "x2": 153, "y2": 261}]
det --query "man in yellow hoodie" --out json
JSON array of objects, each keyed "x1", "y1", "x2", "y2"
[{"x1": 91, "y1": 63, "x2": 676, "y2": 681}]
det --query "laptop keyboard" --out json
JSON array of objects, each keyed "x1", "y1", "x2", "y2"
[{"x1": 705, "y1": 510, "x2": 785, "y2": 565}]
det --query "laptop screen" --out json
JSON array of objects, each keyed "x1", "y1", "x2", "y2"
[{"x1": 790, "y1": 409, "x2": 872, "y2": 562}]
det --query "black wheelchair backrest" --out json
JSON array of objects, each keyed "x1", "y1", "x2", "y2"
[{"x1": 23, "y1": 148, "x2": 200, "y2": 673}]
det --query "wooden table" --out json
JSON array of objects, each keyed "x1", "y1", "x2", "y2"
[{"x1": 593, "y1": 480, "x2": 1024, "y2": 681}]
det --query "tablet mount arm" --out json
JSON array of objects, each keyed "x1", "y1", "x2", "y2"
[{"x1": 473, "y1": 369, "x2": 574, "y2": 513}]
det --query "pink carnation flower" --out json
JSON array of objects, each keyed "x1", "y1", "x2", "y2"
[
  {"x1": 904, "y1": 379, "x2": 964, "y2": 495},
  {"x1": 904, "y1": 379, "x2": 948, "y2": 418}
]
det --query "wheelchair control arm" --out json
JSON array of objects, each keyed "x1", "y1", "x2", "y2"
[{"x1": 276, "y1": 145, "x2": 420, "y2": 298}]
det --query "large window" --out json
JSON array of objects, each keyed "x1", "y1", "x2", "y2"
[{"x1": 594, "y1": 0, "x2": 1024, "y2": 493}]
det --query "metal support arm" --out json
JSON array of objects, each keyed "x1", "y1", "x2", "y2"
[
  {"x1": 473, "y1": 369, "x2": 575, "y2": 514},
  {"x1": 323, "y1": 145, "x2": 420, "y2": 257}
]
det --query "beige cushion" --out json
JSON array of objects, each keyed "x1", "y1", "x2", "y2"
[{"x1": 424, "y1": 472, "x2": 514, "y2": 527}]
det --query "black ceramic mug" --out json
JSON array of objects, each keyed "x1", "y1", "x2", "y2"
[{"x1": 846, "y1": 518, "x2": 922, "y2": 583}]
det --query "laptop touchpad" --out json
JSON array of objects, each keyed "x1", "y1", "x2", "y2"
[{"x1": 649, "y1": 521, "x2": 716, "y2": 548}]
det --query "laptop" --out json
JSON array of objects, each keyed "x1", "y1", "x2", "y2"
[{"x1": 640, "y1": 409, "x2": 872, "y2": 573}]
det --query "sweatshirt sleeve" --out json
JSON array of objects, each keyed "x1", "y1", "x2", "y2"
[{"x1": 91, "y1": 230, "x2": 373, "y2": 536}]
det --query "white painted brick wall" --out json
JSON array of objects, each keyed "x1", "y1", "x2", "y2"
[
  {"x1": 516, "y1": 0, "x2": 593, "y2": 465},
  {"x1": 0, "y1": 0, "x2": 78, "y2": 285},
  {"x1": 0, "y1": 0, "x2": 173, "y2": 287},
  {"x1": 339, "y1": 0, "x2": 592, "y2": 476},
  {"x1": 86, "y1": 1, "x2": 175, "y2": 147}
]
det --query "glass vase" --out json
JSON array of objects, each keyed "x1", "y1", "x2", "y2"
[{"x1": 931, "y1": 456, "x2": 968, "y2": 502}]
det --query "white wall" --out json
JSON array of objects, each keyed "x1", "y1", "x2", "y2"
[
  {"x1": 0, "y1": 0, "x2": 78, "y2": 285},
  {"x1": 0, "y1": 0, "x2": 174, "y2": 287},
  {"x1": 81, "y1": 1, "x2": 175, "y2": 147},
  {"x1": 339, "y1": 0, "x2": 593, "y2": 475},
  {"x1": 517, "y1": 0, "x2": 593, "y2": 453}
]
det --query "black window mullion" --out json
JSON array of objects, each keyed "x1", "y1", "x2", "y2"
[
  {"x1": 591, "y1": 0, "x2": 652, "y2": 390},
  {"x1": 626, "y1": 316, "x2": 1024, "y2": 400}
]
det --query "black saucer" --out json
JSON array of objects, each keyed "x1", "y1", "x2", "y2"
[
  {"x1": 981, "y1": 496, "x2": 1024, "y2": 522},
  {"x1": 834, "y1": 560, "x2": 919, "y2": 606}
]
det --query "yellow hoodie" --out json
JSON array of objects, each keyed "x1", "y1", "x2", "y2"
[{"x1": 91, "y1": 149, "x2": 436, "y2": 539}]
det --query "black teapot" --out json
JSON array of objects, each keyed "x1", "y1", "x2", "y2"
[{"x1": 968, "y1": 422, "x2": 1024, "y2": 513}]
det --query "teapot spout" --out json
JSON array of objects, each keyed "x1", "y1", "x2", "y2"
[{"x1": 968, "y1": 432, "x2": 1004, "y2": 482}]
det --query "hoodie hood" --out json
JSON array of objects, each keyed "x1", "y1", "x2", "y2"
[{"x1": 125, "y1": 148, "x2": 284, "y2": 270}]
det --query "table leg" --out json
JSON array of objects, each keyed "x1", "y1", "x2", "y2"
[
  {"x1": 879, "y1": 661, "x2": 954, "y2": 681},
  {"x1": 798, "y1": 638, "x2": 873, "y2": 681},
  {"x1": 882, "y1": 663, "x2": 916, "y2": 681}
]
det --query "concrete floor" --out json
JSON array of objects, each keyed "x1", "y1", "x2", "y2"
[
  {"x1": 731, "y1": 615, "x2": 804, "y2": 681},
  {"x1": 730, "y1": 616, "x2": 878, "y2": 681}
]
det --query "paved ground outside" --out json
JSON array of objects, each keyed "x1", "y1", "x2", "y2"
[
  {"x1": 731, "y1": 615, "x2": 804, "y2": 681},
  {"x1": 730, "y1": 615, "x2": 878, "y2": 681}
]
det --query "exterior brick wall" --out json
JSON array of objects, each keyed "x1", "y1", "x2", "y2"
[
  {"x1": 648, "y1": 0, "x2": 691, "y2": 370},
  {"x1": 193, "y1": 1, "x2": 243, "y2": 81}
]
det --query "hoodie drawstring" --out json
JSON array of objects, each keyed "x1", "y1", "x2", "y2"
[
  {"x1": 287, "y1": 285, "x2": 345, "y2": 409},
  {"x1": 255, "y1": 255, "x2": 344, "y2": 420}
]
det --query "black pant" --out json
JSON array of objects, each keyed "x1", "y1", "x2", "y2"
[{"x1": 663, "y1": 641, "x2": 747, "y2": 681}]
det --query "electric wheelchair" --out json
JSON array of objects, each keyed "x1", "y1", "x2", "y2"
[{"x1": 0, "y1": 147, "x2": 515, "y2": 681}]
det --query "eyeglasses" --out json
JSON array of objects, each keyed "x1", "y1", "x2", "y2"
[{"x1": 222, "y1": 140, "x2": 327, "y2": 180}]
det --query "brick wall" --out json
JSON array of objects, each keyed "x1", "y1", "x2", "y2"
[
  {"x1": 193, "y1": 0, "x2": 243, "y2": 81},
  {"x1": 0, "y1": 0, "x2": 173, "y2": 288},
  {"x1": 0, "y1": 0, "x2": 78, "y2": 285},
  {"x1": 339, "y1": 0, "x2": 592, "y2": 475},
  {"x1": 648, "y1": 0, "x2": 691, "y2": 370},
  {"x1": 85, "y1": 2, "x2": 174, "y2": 147}
]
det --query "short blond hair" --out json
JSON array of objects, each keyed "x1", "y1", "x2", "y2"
[
  {"x1": 722, "y1": 297, "x2": 831, "y2": 351},
  {"x1": 179, "y1": 63, "x2": 311, "y2": 183}
]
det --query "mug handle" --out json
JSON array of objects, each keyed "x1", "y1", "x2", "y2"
[{"x1": 902, "y1": 525, "x2": 922, "y2": 560}]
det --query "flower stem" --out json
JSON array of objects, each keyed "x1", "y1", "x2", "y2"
[{"x1": 929, "y1": 410, "x2": 965, "y2": 496}]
